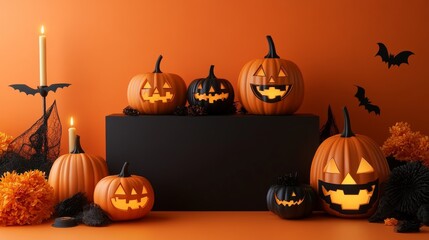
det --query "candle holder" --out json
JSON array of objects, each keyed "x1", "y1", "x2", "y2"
[{"x1": 9, "y1": 83, "x2": 71, "y2": 161}]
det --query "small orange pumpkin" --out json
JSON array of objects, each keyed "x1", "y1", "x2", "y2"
[
  {"x1": 237, "y1": 35, "x2": 304, "y2": 115},
  {"x1": 48, "y1": 135, "x2": 108, "y2": 203},
  {"x1": 93, "y1": 162, "x2": 155, "y2": 221},
  {"x1": 127, "y1": 55, "x2": 187, "y2": 114},
  {"x1": 310, "y1": 107, "x2": 390, "y2": 218}
]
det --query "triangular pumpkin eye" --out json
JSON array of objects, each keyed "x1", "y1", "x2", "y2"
[
  {"x1": 323, "y1": 158, "x2": 340, "y2": 173},
  {"x1": 142, "y1": 186, "x2": 148, "y2": 194},
  {"x1": 114, "y1": 185, "x2": 126, "y2": 195},
  {"x1": 197, "y1": 83, "x2": 202, "y2": 90},
  {"x1": 163, "y1": 82, "x2": 171, "y2": 88},
  {"x1": 254, "y1": 66, "x2": 265, "y2": 77},
  {"x1": 356, "y1": 158, "x2": 374, "y2": 174},
  {"x1": 278, "y1": 68, "x2": 287, "y2": 77},
  {"x1": 143, "y1": 82, "x2": 151, "y2": 89},
  {"x1": 291, "y1": 191, "x2": 296, "y2": 197},
  {"x1": 220, "y1": 83, "x2": 226, "y2": 89},
  {"x1": 131, "y1": 188, "x2": 138, "y2": 195}
]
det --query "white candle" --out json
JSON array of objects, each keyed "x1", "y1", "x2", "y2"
[
  {"x1": 39, "y1": 26, "x2": 47, "y2": 86},
  {"x1": 69, "y1": 117, "x2": 76, "y2": 153}
]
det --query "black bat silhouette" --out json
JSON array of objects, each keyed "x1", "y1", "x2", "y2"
[
  {"x1": 9, "y1": 83, "x2": 71, "y2": 96},
  {"x1": 354, "y1": 85, "x2": 380, "y2": 115},
  {"x1": 375, "y1": 42, "x2": 414, "y2": 68}
]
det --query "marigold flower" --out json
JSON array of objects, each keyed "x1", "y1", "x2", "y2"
[
  {"x1": 381, "y1": 122, "x2": 429, "y2": 167},
  {"x1": 0, "y1": 132, "x2": 13, "y2": 155}
]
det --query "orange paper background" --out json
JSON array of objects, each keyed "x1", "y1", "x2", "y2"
[{"x1": 0, "y1": 0, "x2": 428, "y2": 158}]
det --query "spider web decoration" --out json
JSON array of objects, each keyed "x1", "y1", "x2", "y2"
[{"x1": 0, "y1": 101, "x2": 61, "y2": 177}]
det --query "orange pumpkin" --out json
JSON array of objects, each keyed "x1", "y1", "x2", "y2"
[
  {"x1": 310, "y1": 107, "x2": 390, "y2": 218},
  {"x1": 127, "y1": 55, "x2": 187, "y2": 114},
  {"x1": 237, "y1": 35, "x2": 304, "y2": 115},
  {"x1": 48, "y1": 136, "x2": 108, "y2": 203},
  {"x1": 93, "y1": 162, "x2": 154, "y2": 221}
]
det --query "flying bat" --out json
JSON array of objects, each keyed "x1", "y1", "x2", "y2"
[
  {"x1": 375, "y1": 42, "x2": 414, "y2": 69},
  {"x1": 354, "y1": 85, "x2": 380, "y2": 115},
  {"x1": 9, "y1": 83, "x2": 71, "y2": 96}
]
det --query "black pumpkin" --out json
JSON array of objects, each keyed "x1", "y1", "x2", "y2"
[
  {"x1": 187, "y1": 65, "x2": 235, "y2": 114},
  {"x1": 267, "y1": 174, "x2": 315, "y2": 219}
]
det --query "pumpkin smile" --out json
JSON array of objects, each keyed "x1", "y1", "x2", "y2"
[
  {"x1": 141, "y1": 89, "x2": 174, "y2": 103},
  {"x1": 194, "y1": 92, "x2": 229, "y2": 103},
  {"x1": 250, "y1": 84, "x2": 292, "y2": 103},
  {"x1": 318, "y1": 179, "x2": 378, "y2": 213},
  {"x1": 111, "y1": 196, "x2": 149, "y2": 210},
  {"x1": 274, "y1": 193, "x2": 304, "y2": 207}
]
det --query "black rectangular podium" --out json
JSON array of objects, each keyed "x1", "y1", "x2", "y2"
[{"x1": 106, "y1": 114, "x2": 319, "y2": 210}]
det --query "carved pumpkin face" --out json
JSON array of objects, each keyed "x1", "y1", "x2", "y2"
[
  {"x1": 310, "y1": 108, "x2": 390, "y2": 218},
  {"x1": 94, "y1": 162, "x2": 155, "y2": 221},
  {"x1": 187, "y1": 65, "x2": 235, "y2": 114},
  {"x1": 111, "y1": 184, "x2": 150, "y2": 211},
  {"x1": 127, "y1": 55, "x2": 187, "y2": 114},
  {"x1": 238, "y1": 35, "x2": 304, "y2": 115},
  {"x1": 267, "y1": 175, "x2": 315, "y2": 219}
]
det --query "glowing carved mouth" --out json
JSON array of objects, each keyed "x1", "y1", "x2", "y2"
[
  {"x1": 194, "y1": 92, "x2": 229, "y2": 103},
  {"x1": 250, "y1": 84, "x2": 292, "y2": 103},
  {"x1": 141, "y1": 91, "x2": 174, "y2": 103},
  {"x1": 318, "y1": 179, "x2": 378, "y2": 214},
  {"x1": 111, "y1": 196, "x2": 149, "y2": 210},
  {"x1": 274, "y1": 193, "x2": 304, "y2": 206}
]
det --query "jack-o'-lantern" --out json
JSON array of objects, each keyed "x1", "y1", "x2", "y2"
[
  {"x1": 48, "y1": 135, "x2": 108, "y2": 203},
  {"x1": 237, "y1": 35, "x2": 304, "y2": 115},
  {"x1": 187, "y1": 65, "x2": 235, "y2": 114},
  {"x1": 267, "y1": 174, "x2": 315, "y2": 219},
  {"x1": 310, "y1": 107, "x2": 390, "y2": 218},
  {"x1": 127, "y1": 55, "x2": 187, "y2": 114},
  {"x1": 93, "y1": 162, "x2": 154, "y2": 221}
]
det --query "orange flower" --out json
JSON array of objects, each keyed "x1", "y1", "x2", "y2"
[
  {"x1": 0, "y1": 170, "x2": 54, "y2": 226},
  {"x1": 384, "y1": 218, "x2": 398, "y2": 226},
  {"x1": 0, "y1": 132, "x2": 13, "y2": 155},
  {"x1": 381, "y1": 122, "x2": 429, "y2": 166}
]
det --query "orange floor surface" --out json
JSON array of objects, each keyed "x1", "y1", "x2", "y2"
[{"x1": 1, "y1": 211, "x2": 427, "y2": 240}]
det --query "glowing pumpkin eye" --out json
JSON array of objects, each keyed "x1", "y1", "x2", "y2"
[
  {"x1": 220, "y1": 83, "x2": 226, "y2": 89},
  {"x1": 278, "y1": 68, "x2": 287, "y2": 77},
  {"x1": 356, "y1": 158, "x2": 374, "y2": 174},
  {"x1": 323, "y1": 158, "x2": 340, "y2": 173},
  {"x1": 254, "y1": 66, "x2": 265, "y2": 77},
  {"x1": 197, "y1": 83, "x2": 202, "y2": 90},
  {"x1": 114, "y1": 185, "x2": 126, "y2": 195},
  {"x1": 163, "y1": 82, "x2": 171, "y2": 88},
  {"x1": 292, "y1": 191, "x2": 296, "y2": 197},
  {"x1": 143, "y1": 82, "x2": 151, "y2": 89},
  {"x1": 131, "y1": 188, "x2": 137, "y2": 195},
  {"x1": 142, "y1": 186, "x2": 147, "y2": 194}
]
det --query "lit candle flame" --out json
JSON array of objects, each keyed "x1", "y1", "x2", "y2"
[
  {"x1": 70, "y1": 117, "x2": 74, "y2": 127},
  {"x1": 41, "y1": 25, "x2": 45, "y2": 34}
]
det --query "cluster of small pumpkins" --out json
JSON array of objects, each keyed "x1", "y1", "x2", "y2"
[
  {"x1": 267, "y1": 107, "x2": 390, "y2": 219},
  {"x1": 127, "y1": 35, "x2": 304, "y2": 115},
  {"x1": 48, "y1": 136, "x2": 154, "y2": 221}
]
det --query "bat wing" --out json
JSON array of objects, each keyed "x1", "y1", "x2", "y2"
[
  {"x1": 47, "y1": 83, "x2": 71, "y2": 92},
  {"x1": 354, "y1": 85, "x2": 366, "y2": 102},
  {"x1": 354, "y1": 85, "x2": 380, "y2": 115},
  {"x1": 9, "y1": 84, "x2": 39, "y2": 95},
  {"x1": 375, "y1": 43, "x2": 389, "y2": 62},
  {"x1": 392, "y1": 51, "x2": 414, "y2": 67},
  {"x1": 364, "y1": 103, "x2": 381, "y2": 115}
]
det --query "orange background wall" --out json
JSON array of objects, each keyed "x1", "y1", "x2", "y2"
[{"x1": 0, "y1": 0, "x2": 428, "y2": 158}]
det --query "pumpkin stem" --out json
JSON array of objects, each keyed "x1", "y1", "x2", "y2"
[
  {"x1": 119, "y1": 162, "x2": 131, "y2": 177},
  {"x1": 264, "y1": 35, "x2": 280, "y2": 59},
  {"x1": 341, "y1": 107, "x2": 355, "y2": 137},
  {"x1": 153, "y1": 55, "x2": 163, "y2": 73},
  {"x1": 71, "y1": 135, "x2": 85, "y2": 154},
  {"x1": 277, "y1": 173, "x2": 298, "y2": 186},
  {"x1": 208, "y1": 65, "x2": 216, "y2": 78}
]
